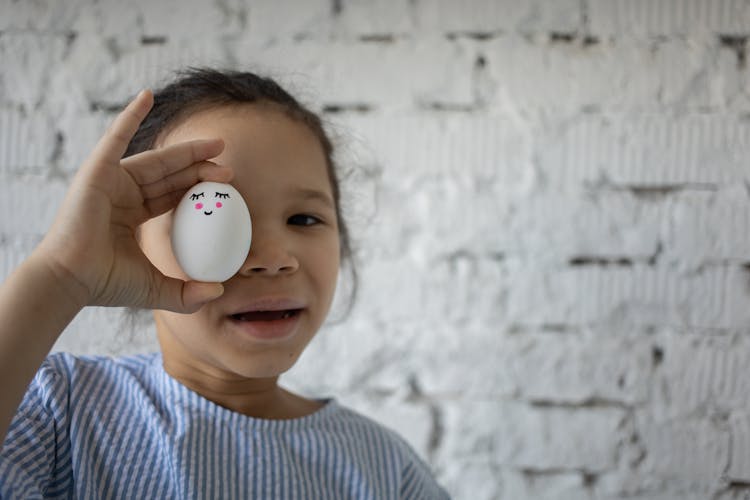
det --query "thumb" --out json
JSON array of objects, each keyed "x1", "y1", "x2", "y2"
[
  {"x1": 182, "y1": 281, "x2": 225, "y2": 311},
  {"x1": 155, "y1": 277, "x2": 224, "y2": 313}
]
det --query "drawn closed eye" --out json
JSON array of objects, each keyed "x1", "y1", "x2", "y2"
[
  {"x1": 215, "y1": 192, "x2": 230, "y2": 199},
  {"x1": 189, "y1": 192, "x2": 205, "y2": 200}
]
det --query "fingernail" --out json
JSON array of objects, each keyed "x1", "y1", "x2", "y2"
[{"x1": 204, "y1": 283, "x2": 224, "y2": 301}]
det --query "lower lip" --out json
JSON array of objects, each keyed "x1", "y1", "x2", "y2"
[{"x1": 227, "y1": 311, "x2": 303, "y2": 342}]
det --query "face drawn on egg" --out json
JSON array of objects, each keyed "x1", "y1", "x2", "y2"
[
  {"x1": 170, "y1": 181, "x2": 253, "y2": 282},
  {"x1": 188, "y1": 189, "x2": 230, "y2": 217}
]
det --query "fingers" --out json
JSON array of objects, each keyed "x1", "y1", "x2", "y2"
[
  {"x1": 138, "y1": 159, "x2": 233, "y2": 201},
  {"x1": 142, "y1": 187, "x2": 190, "y2": 219},
  {"x1": 153, "y1": 275, "x2": 224, "y2": 313},
  {"x1": 121, "y1": 138, "x2": 225, "y2": 186},
  {"x1": 181, "y1": 281, "x2": 225, "y2": 312},
  {"x1": 138, "y1": 161, "x2": 234, "y2": 219},
  {"x1": 88, "y1": 90, "x2": 154, "y2": 169}
]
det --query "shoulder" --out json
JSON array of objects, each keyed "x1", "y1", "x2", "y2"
[
  {"x1": 36, "y1": 352, "x2": 157, "y2": 382},
  {"x1": 27, "y1": 351, "x2": 159, "y2": 407},
  {"x1": 326, "y1": 402, "x2": 420, "y2": 454},
  {"x1": 39, "y1": 350, "x2": 158, "y2": 374},
  {"x1": 323, "y1": 402, "x2": 451, "y2": 498}
]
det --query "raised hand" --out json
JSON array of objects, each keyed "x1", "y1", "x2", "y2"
[{"x1": 35, "y1": 90, "x2": 232, "y2": 313}]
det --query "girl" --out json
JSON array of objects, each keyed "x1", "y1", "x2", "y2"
[{"x1": 0, "y1": 68, "x2": 449, "y2": 499}]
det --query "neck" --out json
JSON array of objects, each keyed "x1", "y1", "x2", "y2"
[
  {"x1": 161, "y1": 355, "x2": 288, "y2": 418},
  {"x1": 154, "y1": 314, "x2": 322, "y2": 420}
]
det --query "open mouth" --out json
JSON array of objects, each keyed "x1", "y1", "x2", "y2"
[
  {"x1": 229, "y1": 309, "x2": 302, "y2": 321},
  {"x1": 204, "y1": 211, "x2": 213, "y2": 215}
]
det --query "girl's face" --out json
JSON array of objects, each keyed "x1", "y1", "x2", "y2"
[{"x1": 138, "y1": 104, "x2": 340, "y2": 381}]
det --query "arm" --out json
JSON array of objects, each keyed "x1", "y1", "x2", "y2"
[
  {"x1": 0, "y1": 253, "x2": 84, "y2": 444},
  {"x1": 0, "y1": 89, "x2": 232, "y2": 445}
]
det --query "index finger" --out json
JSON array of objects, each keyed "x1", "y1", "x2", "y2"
[
  {"x1": 120, "y1": 138, "x2": 225, "y2": 186},
  {"x1": 87, "y1": 89, "x2": 154, "y2": 168}
]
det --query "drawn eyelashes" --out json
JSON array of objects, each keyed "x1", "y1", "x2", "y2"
[{"x1": 189, "y1": 192, "x2": 230, "y2": 200}]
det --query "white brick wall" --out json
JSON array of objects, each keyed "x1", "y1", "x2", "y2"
[{"x1": 1, "y1": 0, "x2": 750, "y2": 498}]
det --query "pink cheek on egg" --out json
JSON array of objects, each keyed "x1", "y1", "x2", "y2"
[
  {"x1": 216, "y1": 202, "x2": 223, "y2": 208},
  {"x1": 194, "y1": 203, "x2": 203, "y2": 210}
]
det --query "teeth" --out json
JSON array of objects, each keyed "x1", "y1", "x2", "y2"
[{"x1": 281, "y1": 311, "x2": 293, "y2": 319}]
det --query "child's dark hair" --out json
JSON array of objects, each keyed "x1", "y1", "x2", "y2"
[{"x1": 124, "y1": 67, "x2": 357, "y2": 320}]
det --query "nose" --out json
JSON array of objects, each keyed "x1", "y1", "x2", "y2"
[{"x1": 237, "y1": 227, "x2": 299, "y2": 277}]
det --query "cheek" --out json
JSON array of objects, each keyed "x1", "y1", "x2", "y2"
[
  {"x1": 312, "y1": 237, "x2": 341, "y2": 289},
  {"x1": 138, "y1": 215, "x2": 189, "y2": 280}
]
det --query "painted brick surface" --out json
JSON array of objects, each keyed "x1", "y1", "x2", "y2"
[{"x1": 2, "y1": 1, "x2": 750, "y2": 499}]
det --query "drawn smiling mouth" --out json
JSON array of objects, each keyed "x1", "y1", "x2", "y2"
[{"x1": 203, "y1": 211, "x2": 213, "y2": 215}]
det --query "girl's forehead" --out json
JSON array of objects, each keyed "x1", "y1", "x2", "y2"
[
  {"x1": 161, "y1": 105, "x2": 334, "y2": 198},
  {"x1": 161, "y1": 105, "x2": 325, "y2": 162},
  {"x1": 162, "y1": 104, "x2": 298, "y2": 139}
]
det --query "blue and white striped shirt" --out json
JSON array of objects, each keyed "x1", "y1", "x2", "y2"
[{"x1": 0, "y1": 352, "x2": 450, "y2": 499}]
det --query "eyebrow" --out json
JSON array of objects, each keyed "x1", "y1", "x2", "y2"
[{"x1": 292, "y1": 188, "x2": 335, "y2": 209}]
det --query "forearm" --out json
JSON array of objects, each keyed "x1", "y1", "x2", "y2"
[{"x1": 0, "y1": 252, "x2": 85, "y2": 443}]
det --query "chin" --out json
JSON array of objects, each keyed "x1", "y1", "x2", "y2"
[{"x1": 225, "y1": 354, "x2": 300, "y2": 379}]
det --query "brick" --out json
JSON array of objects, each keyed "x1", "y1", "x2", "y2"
[
  {"x1": 636, "y1": 415, "x2": 729, "y2": 483},
  {"x1": 337, "y1": 113, "x2": 533, "y2": 180},
  {"x1": 135, "y1": 0, "x2": 243, "y2": 40},
  {"x1": 500, "y1": 191, "x2": 663, "y2": 264},
  {"x1": 0, "y1": 108, "x2": 57, "y2": 174},
  {"x1": 395, "y1": 186, "x2": 747, "y2": 270},
  {"x1": 0, "y1": 0, "x2": 247, "y2": 38},
  {"x1": 243, "y1": 0, "x2": 333, "y2": 41},
  {"x1": 414, "y1": 329, "x2": 652, "y2": 404},
  {"x1": 501, "y1": 332, "x2": 652, "y2": 405},
  {"x1": 414, "y1": 0, "x2": 581, "y2": 34},
  {"x1": 665, "y1": 191, "x2": 750, "y2": 266},
  {"x1": 588, "y1": 0, "x2": 750, "y2": 37},
  {"x1": 715, "y1": 487, "x2": 750, "y2": 500},
  {"x1": 411, "y1": 324, "x2": 518, "y2": 398},
  {"x1": 0, "y1": 176, "x2": 67, "y2": 236},
  {"x1": 437, "y1": 459, "x2": 501, "y2": 500},
  {"x1": 483, "y1": 35, "x2": 737, "y2": 114},
  {"x1": 0, "y1": 34, "x2": 69, "y2": 110},
  {"x1": 60, "y1": 33, "x2": 231, "y2": 104},
  {"x1": 439, "y1": 399, "x2": 625, "y2": 471},
  {"x1": 0, "y1": 0, "x2": 86, "y2": 32},
  {"x1": 360, "y1": 175, "x2": 516, "y2": 261},
  {"x1": 727, "y1": 412, "x2": 750, "y2": 481},
  {"x1": 53, "y1": 111, "x2": 112, "y2": 176},
  {"x1": 504, "y1": 264, "x2": 746, "y2": 329},
  {"x1": 653, "y1": 333, "x2": 750, "y2": 420},
  {"x1": 230, "y1": 38, "x2": 475, "y2": 109},
  {"x1": 597, "y1": 469, "x2": 720, "y2": 500},
  {"x1": 335, "y1": 0, "x2": 414, "y2": 36},
  {"x1": 538, "y1": 114, "x2": 750, "y2": 191},
  {"x1": 500, "y1": 469, "x2": 595, "y2": 500}
]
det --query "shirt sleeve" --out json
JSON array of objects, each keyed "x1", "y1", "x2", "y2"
[
  {"x1": 0, "y1": 354, "x2": 72, "y2": 499},
  {"x1": 399, "y1": 456, "x2": 452, "y2": 500}
]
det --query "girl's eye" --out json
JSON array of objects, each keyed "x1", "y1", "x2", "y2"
[
  {"x1": 288, "y1": 214, "x2": 322, "y2": 226},
  {"x1": 215, "y1": 192, "x2": 230, "y2": 199},
  {"x1": 189, "y1": 192, "x2": 205, "y2": 201}
]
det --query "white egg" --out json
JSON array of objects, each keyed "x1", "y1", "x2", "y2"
[{"x1": 170, "y1": 181, "x2": 252, "y2": 282}]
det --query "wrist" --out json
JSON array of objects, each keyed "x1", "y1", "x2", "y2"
[{"x1": 27, "y1": 248, "x2": 91, "y2": 311}]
